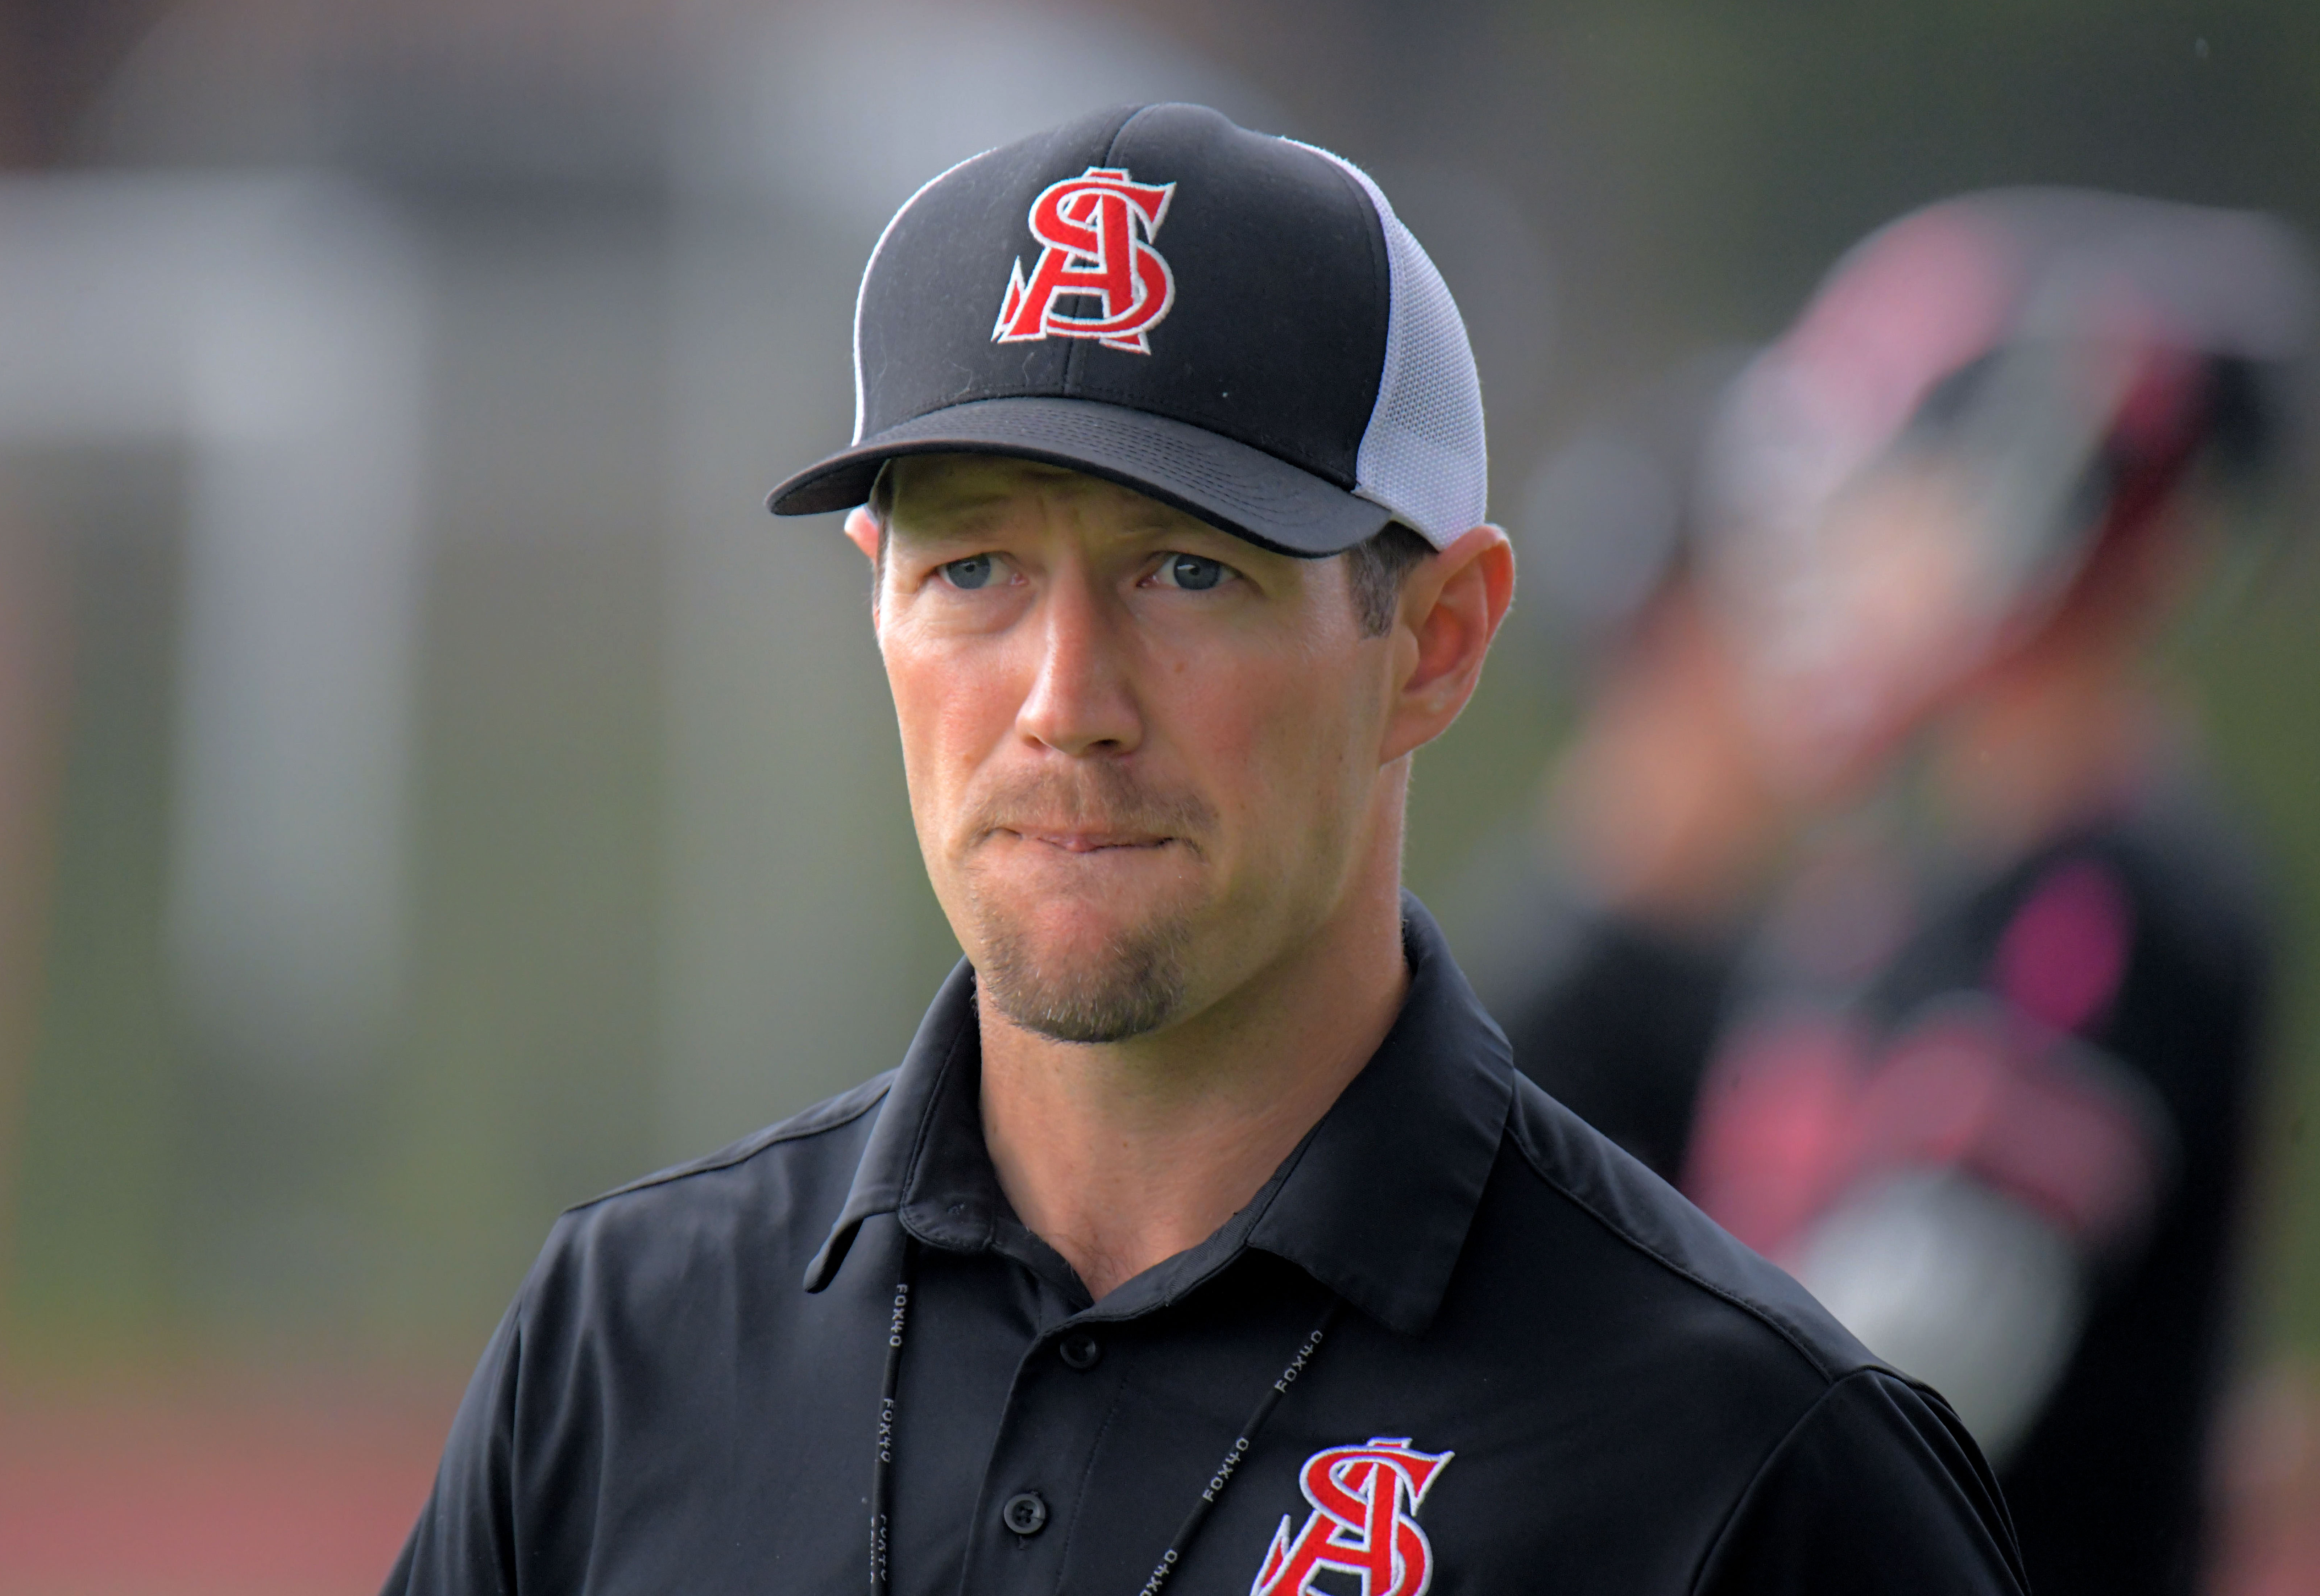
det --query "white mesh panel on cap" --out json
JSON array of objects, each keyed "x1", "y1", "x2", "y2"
[{"x1": 1295, "y1": 143, "x2": 1490, "y2": 547}]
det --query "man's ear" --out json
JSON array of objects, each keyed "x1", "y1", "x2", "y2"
[
  {"x1": 843, "y1": 506, "x2": 884, "y2": 617},
  {"x1": 1379, "y1": 524, "x2": 1515, "y2": 766},
  {"x1": 843, "y1": 506, "x2": 881, "y2": 565}
]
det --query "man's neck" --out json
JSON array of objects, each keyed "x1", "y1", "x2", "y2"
[{"x1": 977, "y1": 870, "x2": 1410, "y2": 1302}]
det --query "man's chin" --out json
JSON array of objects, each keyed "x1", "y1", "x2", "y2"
[{"x1": 968, "y1": 903, "x2": 1196, "y2": 1046}]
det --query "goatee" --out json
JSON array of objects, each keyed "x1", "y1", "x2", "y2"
[
  {"x1": 974, "y1": 903, "x2": 1194, "y2": 1044},
  {"x1": 958, "y1": 765, "x2": 1212, "y2": 1044}
]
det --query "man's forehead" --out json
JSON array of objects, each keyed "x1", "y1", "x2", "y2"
[{"x1": 886, "y1": 454, "x2": 1219, "y2": 539}]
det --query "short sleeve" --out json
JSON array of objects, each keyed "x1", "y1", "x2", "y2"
[
  {"x1": 1695, "y1": 1369, "x2": 2027, "y2": 1596},
  {"x1": 380, "y1": 1298, "x2": 525, "y2": 1596}
]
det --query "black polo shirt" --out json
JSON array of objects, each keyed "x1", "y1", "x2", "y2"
[{"x1": 385, "y1": 899, "x2": 2024, "y2": 1596}]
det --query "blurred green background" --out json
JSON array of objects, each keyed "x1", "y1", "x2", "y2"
[{"x1": 0, "y1": 0, "x2": 2315, "y2": 1587}]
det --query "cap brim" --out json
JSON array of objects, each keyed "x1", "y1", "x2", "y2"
[{"x1": 765, "y1": 396, "x2": 1394, "y2": 557}]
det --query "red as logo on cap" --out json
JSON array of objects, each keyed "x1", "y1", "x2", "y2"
[{"x1": 992, "y1": 166, "x2": 1177, "y2": 354}]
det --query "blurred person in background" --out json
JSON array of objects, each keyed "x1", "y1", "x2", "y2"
[
  {"x1": 1470, "y1": 352, "x2": 1791, "y2": 1182},
  {"x1": 1681, "y1": 189, "x2": 2315, "y2": 1596}
]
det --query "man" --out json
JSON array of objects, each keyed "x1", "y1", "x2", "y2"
[{"x1": 385, "y1": 104, "x2": 2023, "y2": 1595}]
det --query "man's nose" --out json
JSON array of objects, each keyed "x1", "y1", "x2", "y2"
[{"x1": 1015, "y1": 575, "x2": 1143, "y2": 758}]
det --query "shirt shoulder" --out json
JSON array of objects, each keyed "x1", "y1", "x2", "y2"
[
  {"x1": 1498, "y1": 1068, "x2": 1880, "y2": 1386},
  {"x1": 1485, "y1": 1075, "x2": 2022, "y2": 1589},
  {"x1": 576, "y1": 1070, "x2": 896, "y2": 1214},
  {"x1": 382, "y1": 1074, "x2": 901, "y2": 1596},
  {"x1": 1696, "y1": 1365, "x2": 2026, "y2": 1594},
  {"x1": 521, "y1": 1071, "x2": 896, "y2": 1326}
]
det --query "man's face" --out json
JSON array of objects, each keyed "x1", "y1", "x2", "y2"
[{"x1": 860, "y1": 455, "x2": 1403, "y2": 1045}]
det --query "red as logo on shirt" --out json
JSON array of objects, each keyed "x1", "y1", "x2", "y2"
[{"x1": 1251, "y1": 1437, "x2": 1453, "y2": 1596}]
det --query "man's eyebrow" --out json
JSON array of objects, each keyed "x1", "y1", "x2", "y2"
[
  {"x1": 1074, "y1": 494, "x2": 1240, "y2": 544},
  {"x1": 890, "y1": 497, "x2": 1220, "y2": 548},
  {"x1": 886, "y1": 501, "x2": 1012, "y2": 543},
  {"x1": 1113, "y1": 507, "x2": 1225, "y2": 540}
]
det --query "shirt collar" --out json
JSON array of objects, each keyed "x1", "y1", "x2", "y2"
[{"x1": 805, "y1": 894, "x2": 1514, "y2": 1338}]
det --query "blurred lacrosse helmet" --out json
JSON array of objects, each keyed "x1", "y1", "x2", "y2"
[{"x1": 1702, "y1": 189, "x2": 2314, "y2": 791}]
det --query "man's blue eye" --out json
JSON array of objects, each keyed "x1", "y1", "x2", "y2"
[
  {"x1": 941, "y1": 555, "x2": 995, "y2": 590},
  {"x1": 1163, "y1": 554, "x2": 1226, "y2": 591}
]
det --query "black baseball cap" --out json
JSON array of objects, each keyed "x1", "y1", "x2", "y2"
[{"x1": 766, "y1": 103, "x2": 1488, "y2": 556}]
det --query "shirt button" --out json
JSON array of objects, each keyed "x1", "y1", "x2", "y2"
[
  {"x1": 1002, "y1": 1492, "x2": 1049, "y2": 1536},
  {"x1": 1058, "y1": 1332, "x2": 1102, "y2": 1370}
]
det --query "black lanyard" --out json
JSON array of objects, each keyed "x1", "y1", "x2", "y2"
[{"x1": 869, "y1": 1235, "x2": 1343, "y2": 1596}]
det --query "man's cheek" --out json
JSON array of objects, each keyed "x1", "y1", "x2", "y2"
[
  {"x1": 885, "y1": 663, "x2": 967, "y2": 829},
  {"x1": 1242, "y1": 663, "x2": 1354, "y2": 789},
  {"x1": 1157, "y1": 680, "x2": 1264, "y2": 799},
  {"x1": 1181, "y1": 667, "x2": 1341, "y2": 842},
  {"x1": 891, "y1": 641, "x2": 1007, "y2": 756}
]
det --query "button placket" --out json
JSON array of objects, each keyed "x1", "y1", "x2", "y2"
[{"x1": 961, "y1": 1322, "x2": 1132, "y2": 1592}]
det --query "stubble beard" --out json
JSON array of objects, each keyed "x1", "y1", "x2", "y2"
[
  {"x1": 973, "y1": 896, "x2": 1195, "y2": 1044},
  {"x1": 956, "y1": 768, "x2": 1214, "y2": 1045}
]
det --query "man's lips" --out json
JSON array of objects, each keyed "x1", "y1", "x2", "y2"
[{"x1": 1000, "y1": 828, "x2": 1175, "y2": 854}]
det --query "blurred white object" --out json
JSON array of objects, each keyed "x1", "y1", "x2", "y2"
[
  {"x1": 1796, "y1": 1167, "x2": 2086, "y2": 1467},
  {"x1": 0, "y1": 174, "x2": 429, "y2": 1083},
  {"x1": 673, "y1": 0, "x2": 1269, "y2": 220}
]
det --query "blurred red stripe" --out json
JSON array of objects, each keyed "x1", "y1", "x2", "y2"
[{"x1": 0, "y1": 1384, "x2": 456, "y2": 1596}]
